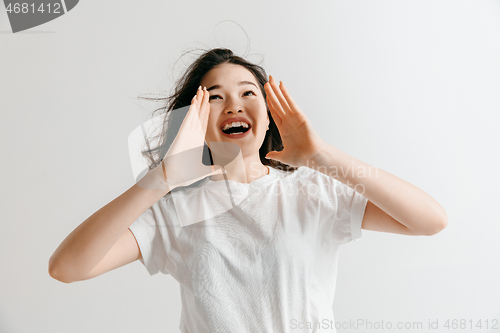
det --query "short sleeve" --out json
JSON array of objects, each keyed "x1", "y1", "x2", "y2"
[
  {"x1": 128, "y1": 199, "x2": 175, "y2": 276},
  {"x1": 323, "y1": 175, "x2": 369, "y2": 245}
]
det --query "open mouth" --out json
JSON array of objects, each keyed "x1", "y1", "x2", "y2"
[{"x1": 221, "y1": 122, "x2": 251, "y2": 135}]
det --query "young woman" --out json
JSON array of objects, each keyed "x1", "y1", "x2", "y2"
[{"x1": 49, "y1": 48, "x2": 448, "y2": 332}]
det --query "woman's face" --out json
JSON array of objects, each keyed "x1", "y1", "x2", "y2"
[{"x1": 200, "y1": 63, "x2": 269, "y2": 158}]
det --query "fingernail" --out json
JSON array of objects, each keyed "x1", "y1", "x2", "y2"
[
  {"x1": 280, "y1": 81, "x2": 283, "y2": 85},
  {"x1": 269, "y1": 74, "x2": 273, "y2": 80},
  {"x1": 203, "y1": 86, "x2": 207, "y2": 91},
  {"x1": 198, "y1": 85, "x2": 201, "y2": 90}
]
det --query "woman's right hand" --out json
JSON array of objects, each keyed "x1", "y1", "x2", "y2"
[{"x1": 137, "y1": 86, "x2": 225, "y2": 192}]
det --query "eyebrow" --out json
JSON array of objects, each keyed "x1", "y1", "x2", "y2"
[{"x1": 206, "y1": 81, "x2": 258, "y2": 92}]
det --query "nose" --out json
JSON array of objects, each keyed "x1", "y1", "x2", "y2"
[
  {"x1": 223, "y1": 95, "x2": 243, "y2": 114},
  {"x1": 224, "y1": 109, "x2": 243, "y2": 115}
]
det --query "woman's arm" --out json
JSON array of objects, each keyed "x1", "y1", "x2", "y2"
[
  {"x1": 48, "y1": 184, "x2": 167, "y2": 283},
  {"x1": 308, "y1": 143, "x2": 448, "y2": 236},
  {"x1": 263, "y1": 76, "x2": 447, "y2": 236},
  {"x1": 49, "y1": 87, "x2": 219, "y2": 282}
]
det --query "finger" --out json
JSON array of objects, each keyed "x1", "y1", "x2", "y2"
[
  {"x1": 265, "y1": 82, "x2": 286, "y2": 118},
  {"x1": 193, "y1": 86, "x2": 203, "y2": 111},
  {"x1": 266, "y1": 94, "x2": 282, "y2": 125},
  {"x1": 269, "y1": 75, "x2": 292, "y2": 114},
  {"x1": 199, "y1": 87, "x2": 211, "y2": 134},
  {"x1": 279, "y1": 81, "x2": 302, "y2": 115},
  {"x1": 186, "y1": 86, "x2": 203, "y2": 127}
]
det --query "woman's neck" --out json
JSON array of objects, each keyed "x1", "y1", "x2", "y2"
[{"x1": 209, "y1": 152, "x2": 269, "y2": 184}]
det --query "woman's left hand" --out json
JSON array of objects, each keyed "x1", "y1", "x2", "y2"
[{"x1": 264, "y1": 75, "x2": 327, "y2": 167}]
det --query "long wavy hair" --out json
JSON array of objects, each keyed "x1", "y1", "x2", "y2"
[{"x1": 139, "y1": 48, "x2": 298, "y2": 175}]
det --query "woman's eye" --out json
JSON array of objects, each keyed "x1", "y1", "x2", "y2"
[{"x1": 209, "y1": 91, "x2": 255, "y2": 100}]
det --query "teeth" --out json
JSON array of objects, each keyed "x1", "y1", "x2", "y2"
[{"x1": 222, "y1": 121, "x2": 250, "y2": 131}]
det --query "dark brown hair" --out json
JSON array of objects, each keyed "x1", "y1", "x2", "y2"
[{"x1": 139, "y1": 48, "x2": 298, "y2": 174}]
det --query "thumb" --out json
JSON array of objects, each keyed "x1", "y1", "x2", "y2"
[{"x1": 265, "y1": 151, "x2": 283, "y2": 162}]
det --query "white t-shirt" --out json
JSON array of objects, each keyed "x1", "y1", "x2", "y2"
[{"x1": 129, "y1": 165, "x2": 368, "y2": 333}]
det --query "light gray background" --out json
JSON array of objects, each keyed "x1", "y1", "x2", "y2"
[{"x1": 1, "y1": 1, "x2": 499, "y2": 332}]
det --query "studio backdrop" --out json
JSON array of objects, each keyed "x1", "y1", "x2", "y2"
[{"x1": 1, "y1": 1, "x2": 499, "y2": 332}]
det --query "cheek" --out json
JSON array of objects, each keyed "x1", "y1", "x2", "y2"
[{"x1": 205, "y1": 127, "x2": 215, "y2": 139}]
